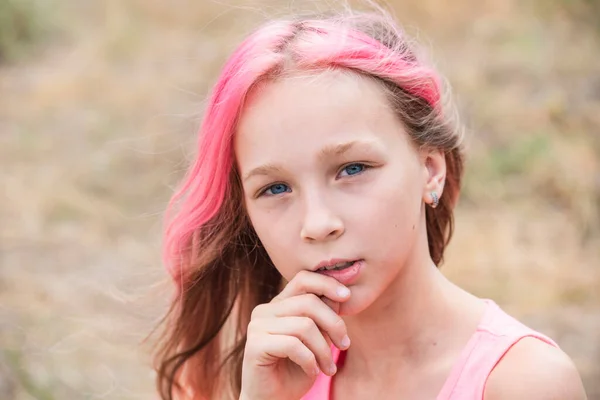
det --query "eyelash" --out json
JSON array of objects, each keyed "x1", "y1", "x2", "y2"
[{"x1": 257, "y1": 162, "x2": 372, "y2": 198}]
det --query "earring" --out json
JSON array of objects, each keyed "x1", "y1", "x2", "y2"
[{"x1": 430, "y1": 192, "x2": 439, "y2": 209}]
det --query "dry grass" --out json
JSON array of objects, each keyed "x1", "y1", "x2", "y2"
[{"x1": 0, "y1": 0, "x2": 598, "y2": 399}]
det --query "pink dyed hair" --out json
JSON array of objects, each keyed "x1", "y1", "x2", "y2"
[{"x1": 163, "y1": 17, "x2": 442, "y2": 284}]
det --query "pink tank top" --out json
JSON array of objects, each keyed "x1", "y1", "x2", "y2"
[{"x1": 302, "y1": 299, "x2": 558, "y2": 400}]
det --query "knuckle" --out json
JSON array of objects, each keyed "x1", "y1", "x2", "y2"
[
  {"x1": 303, "y1": 293, "x2": 321, "y2": 305},
  {"x1": 290, "y1": 278, "x2": 307, "y2": 293},
  {"x1": 299, "y1": 317, "x2": 315, "y2": 334},
  {"x1": 289, "y1": 337, "x2": 303, "y2": 354},
  {"x1": 333, "y1": 316, "x2": 346, "y2": 330},
  {"x1": 271, "y1": 291, "x2": 285, "y2": 303},
  {"x1": 297, "y1": 294, "x2": 320, "y2": 315},
  {"x1": 246, "y1": 319, "x2": 261, "y2": 335},
  {"x1": 309, "y1": 294, "x2": 327, "y2": 311},
  {"x1": 296, "y1": 269, "x2": 311, "y2": 279},
  {"x1": 305, "y1": 350, "x2": 317, "y2": 365},
  {"x1": 250, "y1": 304, "x2": 266, "y2": 320},
  {"x1": 296, "y1": 343, "x2": 314, "y2": 365}
]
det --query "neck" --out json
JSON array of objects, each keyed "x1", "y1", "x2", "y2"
[{"x1": 340, "y1": 255, "x2": 481, "y2": 381}]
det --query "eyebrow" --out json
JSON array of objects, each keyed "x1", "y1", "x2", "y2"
[{"x1": 242, "y1": 139, "x2": 378, "y2": 182}]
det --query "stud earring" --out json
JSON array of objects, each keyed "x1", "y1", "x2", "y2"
[{"x1": 430, "y1": 192, "x2": 439, "y2": 209}]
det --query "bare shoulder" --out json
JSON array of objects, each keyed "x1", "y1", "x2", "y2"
[{"x1": 484, "y1": 337, "x2": 587, "y2": 400}]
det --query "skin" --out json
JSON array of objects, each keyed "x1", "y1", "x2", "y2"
[{"x1": 234, "y1": 69, "x2": 586, "y2": 400}]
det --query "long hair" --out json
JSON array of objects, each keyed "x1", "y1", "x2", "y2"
[{"x1": 153, "y1": 8, "x2": 464, "y2": 400}]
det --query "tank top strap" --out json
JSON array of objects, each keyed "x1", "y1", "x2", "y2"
[{"x1": 437, "y1": 299, "x2": 559, "y2": 400}]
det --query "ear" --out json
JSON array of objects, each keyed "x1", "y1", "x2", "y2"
[{"x1": 420, "y1": 148, "x2": 446, "y2": 208}]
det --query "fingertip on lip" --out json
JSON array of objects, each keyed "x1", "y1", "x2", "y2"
[{"x1": 336, "y1": 286, "x2": 351, "y2": 297}]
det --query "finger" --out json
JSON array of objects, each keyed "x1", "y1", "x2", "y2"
[
  {"x1": 320, "y1": 327, "x2": 333, "y2": 349},
  {"x1": 262, "y1": 294, "x2": 350, "y2": 351},
  {"x1": 257, "y1": 334, "x2": 321, "y2": 378},
  {"x1": 319, "y1": 296, "x2": 340, "y2": 349},
  {"x1": 262, "y1": 317, "x2": 337, "y2": 376},
  {"x1": 273, "y1": 270, "x2": 351, "y2": 304}
]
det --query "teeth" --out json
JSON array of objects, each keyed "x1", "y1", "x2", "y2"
[{"x1": 319, "y1": 261, "x2": 354, "y2": 271}]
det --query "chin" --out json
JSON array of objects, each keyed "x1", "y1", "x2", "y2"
[{"x1": 338, "y1": 286, "x2": 377, "y2": 317}]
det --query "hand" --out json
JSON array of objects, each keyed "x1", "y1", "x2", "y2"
[{"x1": 239, "y1": 270, "x2": 352, "y2": 400}]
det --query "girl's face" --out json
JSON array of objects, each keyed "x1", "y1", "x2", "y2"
[{"x1": 234, "y1": 70, "x2": 442, "y2": 315}]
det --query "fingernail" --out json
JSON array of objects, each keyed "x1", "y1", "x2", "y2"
[
  {"x1": 314, "y1": 366, "x2": 321, "y2": 376},
  {"x1": 329, "y1": 363, "x2": 337, "y2": 375},
  {"x1": 337, "y1": 287, "x2": 350, "y2": 297},
  {"x1": 341, "y1": 335, "x2": 351, "y2": 348}
]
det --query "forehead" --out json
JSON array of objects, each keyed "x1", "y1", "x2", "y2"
[{"x1": 234, "y1": 70, "x2": 404, "y2": 167}]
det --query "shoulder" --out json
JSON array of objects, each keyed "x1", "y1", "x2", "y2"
[{"x1": 484, "y1": 337, "x2": 587, "y2": 400}]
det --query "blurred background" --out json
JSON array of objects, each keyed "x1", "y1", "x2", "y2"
[{"x1": 0, "y1": 0, "x2": 598, "y2": 398}]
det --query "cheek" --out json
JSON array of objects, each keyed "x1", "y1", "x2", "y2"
[
  {"x1": 371, "y1": 196, "x2": 417, "y2": 239},
  {"x1": 356, "y1": 171, "x2": 422, "y2": 253},
  {"x1": 246, "y1": 207, "x2": 298, "y2": 279}
]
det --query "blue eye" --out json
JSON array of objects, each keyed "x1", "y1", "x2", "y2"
[
  {"x1": 258, "y1": 163, "x2": 370, "y2": 198},
  {"x1": 339, "y1": 163, "x2": 366, "y2": 177},
  {"x1": 262, "y1": 183, "x2": 290, "y2": 196}
]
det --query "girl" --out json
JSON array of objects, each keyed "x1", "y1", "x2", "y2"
[{"x1": 152, "y1": 6, "x2": 587, "y2": 400}]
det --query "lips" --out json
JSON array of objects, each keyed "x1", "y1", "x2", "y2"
[{"x1": 315, "y1": 259, "x2": 364, "y2": 285}]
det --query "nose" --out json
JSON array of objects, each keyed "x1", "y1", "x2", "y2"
[{"x1": 300, "y1": 194, "x2": 344, "y2": 242}]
